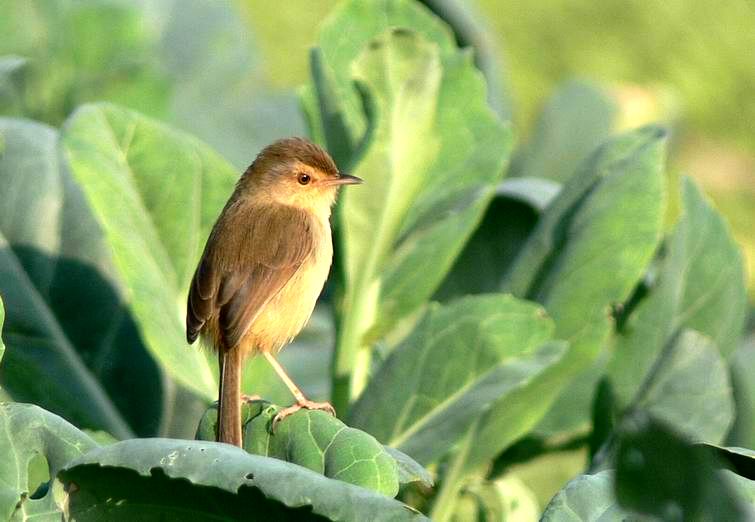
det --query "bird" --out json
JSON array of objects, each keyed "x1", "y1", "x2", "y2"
[{"x1": 186, "y1": 137, "x2": 362, "y2": 446}]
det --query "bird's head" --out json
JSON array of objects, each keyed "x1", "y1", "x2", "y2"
[{"x1": 243, "y1": 137, "x2": 361, "y2": 213}]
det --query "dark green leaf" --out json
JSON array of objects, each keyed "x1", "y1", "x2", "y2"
[
  {"x1": 615, "y1": 411, "x2": 755, "y2": 521},
  {"x1": 0, "y1": 117, "x2": 162, "y2": 438},
  {"x1": 695, "y1": 444, "x2": 755, "y2": 480},
  {"x1": 434, "y1": 194, "x2": 539, "y2": 301},
  {"x1": 349, "y1": 295, "x2": 563, "y2": 465},
  {"x1": 60, "y1": 438, "x2": 428, "y2": 522},
  {"x1": 0, "y1": 402, "x2": 97, "y2": 521},
  {"x1": 509, "y1": 80, "x2": 616, "y2": 183},
  {"x1": 61, "y1": 103, "x2": 238, "y2": 400}
]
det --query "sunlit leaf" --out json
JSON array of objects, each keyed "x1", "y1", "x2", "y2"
[
  {"x1": 61, "y1": 103, "x2": 237, "y2": 400},
  {"x1": 349, "y1": 295, "x2": 563, "y2": 465},
  {"x1": 503, "y1": 126, "x2": 667, "y2": 435},
  {"x1": 197, "y1": 401, "x2": 402, "y2": 496}
]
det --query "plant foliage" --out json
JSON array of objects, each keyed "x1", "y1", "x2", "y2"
[{"x1": 0, "y1": 0, "x2": 751, "y2": 520}]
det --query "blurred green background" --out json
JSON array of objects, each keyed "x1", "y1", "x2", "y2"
[{"x1": 2, "y1": 0, "x2": 751, "y2": 297}]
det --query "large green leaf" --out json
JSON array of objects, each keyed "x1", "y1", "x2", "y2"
[
  {"x1": 502, "y1": 127, "x2": 667, "y2": 435},
  {"x1": 310, "y1": 24, "x2": 511, "y2": 410},
  {"x1": 509, "y1": 80, "x2": 617, "y2": 183},
  {"x1": 607, "y1": 177, "x2": 747, "y2": 407},
  {"x1": 196, "y1": 401, "x2": 401, "y2": 496},
  {"x1": 0, "y1": 402, "x2": 98, "y2": 521},
  {"x1": 348, "y1": 295, "x2": 564, "y2": 465},
  {"x1": 0, "y1": 117, "x2": 163, "y2": 438},
  {"x1": 60, "y1": 438, "x2": 429, "y2": 521},
  {"x1": 61, "y1": 103, "x2": 238, "y2": 400}
]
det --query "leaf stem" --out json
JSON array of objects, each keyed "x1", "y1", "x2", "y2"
[{"x1": 430, "y1": 423, "x2": 476, "y2": 522}]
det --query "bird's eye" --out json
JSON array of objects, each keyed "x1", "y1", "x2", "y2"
[{"x1": 297, "y1": 173, "x2": 311, "y2": 185}]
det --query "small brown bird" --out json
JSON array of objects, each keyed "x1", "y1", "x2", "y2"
[{"x1": 186, "y1": 137, "x2": 361, "y2": 446}]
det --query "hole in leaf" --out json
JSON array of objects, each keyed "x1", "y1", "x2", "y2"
[
  {"x1": 27, "y1": 453, "x2": 51, "y2": 499},
  {"x1": 245, "y1": 473, "x2": 254, "y2": 480}
]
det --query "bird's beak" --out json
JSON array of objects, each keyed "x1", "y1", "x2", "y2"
[{"x1": 328, "y1": 173, "x2": 363, "y2": 186}]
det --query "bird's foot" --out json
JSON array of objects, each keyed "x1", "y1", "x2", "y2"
[
  {"x1": 272, "y1": 399, "x2": 336, "y2": 431},
  {"x1": 241, "y1": 394, "x2": 263, "y2": 404}
]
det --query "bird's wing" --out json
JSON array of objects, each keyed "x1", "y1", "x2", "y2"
[{"x1": 186, "y1": 204, "x2": 316, "y2": 349}]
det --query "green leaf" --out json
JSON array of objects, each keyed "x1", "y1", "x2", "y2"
[
  {"x1": 315, "y1": 25, "x2": 511, "y2": 410},
  {"x1": 61, "y1": 103, "x2": 238, "y2": 400},
  {"x1": 503, "y1": 126, "x2": 668, "y2": 435},
  {"x1": 348, "y1": 295, "x2": 563, "y2": 465},
  {"x1": 615, "y1": 411, "x2": 755, "y2": 521},
  {"x1": 0, "y1": 117, "x2": 163, "y2": 438},
  {"x1": 541, "y1": 471, "x2": 629, "y2": 521},
  {"x1": 197, "y1": 401, "x2": 400, "y2": 496},
  {"x1": 607, "y1": 177, "x2": 748, "y2": 407},
  {"x1": 60, "y1": 438, "x2": 429, "y2": 521},
  {"x1": 632, "y1": 330, "x2": 734, "y2": 443},
  {"x1": 306, "y1": 0, "x2": 458, "y2": 163},
  {"x1": 0, "y1": 402, "x2": 98, "y2": 521},
  {"x1": 509, "y1": 80, "x2": 617, "y2": 183}
]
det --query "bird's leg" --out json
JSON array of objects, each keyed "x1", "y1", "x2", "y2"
[{"x1": 263, "y1": 351, "x2": 335, "y2": 430}]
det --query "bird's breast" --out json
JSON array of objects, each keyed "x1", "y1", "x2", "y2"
[{"x1": 245, "y1": 217, "x2": 332, "y2": 354}]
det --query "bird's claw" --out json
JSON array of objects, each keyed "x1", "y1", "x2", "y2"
[
  {"x1": 272, "y1": 399, "x2": 336, "y2": 432},
  {"x1": 241, "y1": 394, "x2": 262, "y2": 404}
]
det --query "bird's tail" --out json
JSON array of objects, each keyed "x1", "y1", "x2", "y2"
[{"x1": 217, "y1": 348, "x2": 242, "y2": 446}]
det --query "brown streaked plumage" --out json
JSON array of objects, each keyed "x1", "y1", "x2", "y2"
[{"x1": 186, "y1": 137, "x2": 361, "y2": 446}]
